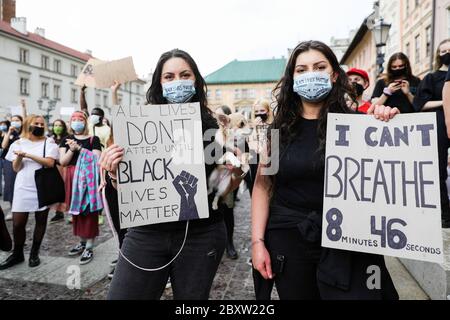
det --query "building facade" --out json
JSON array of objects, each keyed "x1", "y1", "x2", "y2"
[
  {"x1": 205, "y1": 58, "x2": 286, "y2": 117},
  {"x1": 435, "y1": 0, "x2": 450, "y2": 53},
  {"x1": 0, "y1": 4, "x2": 145, "y2": 122}
]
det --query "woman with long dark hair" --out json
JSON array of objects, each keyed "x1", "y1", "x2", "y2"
[
  {"x1": 101, "y1": 49, "x2": 244, "y2": 300},
  {"x1": 371, "y1": 52, "x2": 420, "y2": 114},
  {"x1": 251, "y1": 40, "x2": 399, "y2": 300},
  {"x1": 414, "y1": 39, "x2": 450, "y2": 228}
]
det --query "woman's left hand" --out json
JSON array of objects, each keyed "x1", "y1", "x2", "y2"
[
  {"x1": 14, "y1": 150, "x2": 27, "y2": 158},
  {"x1": 367, "y1": 105, "x2": 400, "y2": 122}
]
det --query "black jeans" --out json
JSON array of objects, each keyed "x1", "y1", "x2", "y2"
[
  {"x1": 107, "y1": 221, "x2": 226, "y2": 300},
  {"x1": 254, "y1": 228, "x2": 322, "y2": 300}
]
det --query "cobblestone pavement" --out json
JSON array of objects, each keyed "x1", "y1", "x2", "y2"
[{"x1": 0, "y1": 191, "x2": 428, "y2": 300}]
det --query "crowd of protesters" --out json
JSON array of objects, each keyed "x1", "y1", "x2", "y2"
[{"x1": 0, "y1": 38, "x2": 449, "y2": 300}]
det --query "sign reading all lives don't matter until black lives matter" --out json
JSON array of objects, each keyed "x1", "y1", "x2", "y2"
[
  {"x1": 322, "y1": 113, "x2": 443, "y2": 264},
  {"x1": 112, "y1": 103, "x2": 209, "y2": 229}
]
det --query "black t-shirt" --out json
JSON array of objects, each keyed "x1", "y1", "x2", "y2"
[
  {"x1": 59, "y1": 135, "x2": 102, "y2": 166},
  {"x1": 371, "y1": 77, "x2": 421, "y2": 113},
  {"x1": 271, "y1": 118, "x2": 325, "y2": 212},
  {"x1": 446, "y1": 67, "x2": 450, "y2": 82},
  {"x1": 1, "y1": 132, "x2": 20, "y2": 159},
  {"x1": 413, "y1": 71, "x2": 446, "y2": 111}
]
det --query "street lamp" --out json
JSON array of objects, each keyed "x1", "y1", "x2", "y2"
[
  {"x1": 372, "y1": 18, "x2": 392, "y2": 75},
  {"x1": 38, "y1": 98, "x2": 57, "y2": 124}
]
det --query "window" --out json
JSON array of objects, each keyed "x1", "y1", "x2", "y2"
[
  {"x1": 71, "y1": 64, "x2": 78, "y2": 77},
  {"x1": 405, "y1": 42, "x2": 411, "y2": 58},
  {"x1": 54, "y1": 85, "x2": 61, "y2": 100},
  {"x1": 54, "y1": 59, "x2": 61, "y2": 73},
  {"x1": 19, "y1": 48, "x2": 29, "y2": 64},
  {"x1": 136, "y1": 85, "x2": 141, "y2": 94},
  {"x1": 249, "y1": 89, "x2": 256, "y2": 99},
  {"x1": 41, "y1": 82, "x2": 49, "y2": 98},
  {"x1": 103, "y1": 95, "x2": 109, "y2": 107},
  {"x1": 241, "y1": 89, "x2": 248, "y2": 99},
  {"x1": 415, "y1": 0, "x2": 419, "y2": 8},
  {"x1": 234, "y1": 89, "x2": 241, "y2": 100},
  {"x1": 95, "y1": 93, "x2": 101, "y2": 106},
  {"x1": 41, "y1": 55, "x2": 49, "y2": 70},
  {"x1": 71, "y1": 88, "x2": 78, "y2": 103},
  {"x1": 20, "y1": 78, "x2": 29, "y2": 95},
  {"x1": 426, "y1": 26, "x2": 432, "y2": 58},
  {"x1": 415, "y1": 34, "x2": 421, "y2": 63},
  {"x1": 406, "y1": 0, "x2": 410, "y2": 16},
  {"x1": 215, "y1": 89, "x2": 222, "y2": 100},
  {"x1": 136, "y1": 98, "x2": 141, "y2": 106},
  {"x1": 207, "y1": 90, "x2": 212, "y2": 99},
  {"x1": 265, "y1": 89, "x2": 272, "y2": 99}
]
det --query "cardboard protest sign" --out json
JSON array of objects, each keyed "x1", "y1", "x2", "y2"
[
  {"x1": 75, "y1": 58, "x2": 105, "y2": 88},
  {"x1": 93, "y1": 57, "x2": 138, "y2": 89},
  {"x1": 322, "y1": 113, "x2": 444, "y2": 264},
  {"x1": 112, "y1": 103, "x2": 209, "y2": 229}
]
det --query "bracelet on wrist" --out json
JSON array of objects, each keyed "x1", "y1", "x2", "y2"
[
  {"x1": 383, "y1": 87, "x2": 392, "y2": 96},
  {"x1": 251, "y1": 238, "x2": 265, "y2": 247}
]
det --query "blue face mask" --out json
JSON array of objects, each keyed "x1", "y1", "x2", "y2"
[
  {"x1": 0, "y1": 125, "x2": 7, "y2": 132},
  {"x1": 71, "y1": 122, "x2": 85, "y2": 133},
  {"x1": 162, "y1": 80, "x2": 196, "y2": 104},
  {"x1": 11, "y1": 122, "x2": 22, "y2": 130},
  {"x1": 293, "y1": 71, "x2": 333, "y2": 103}
]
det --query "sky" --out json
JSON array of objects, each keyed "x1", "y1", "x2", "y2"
[{"x1": 17, "y1": 0, "x2": 375, "y2": 78}]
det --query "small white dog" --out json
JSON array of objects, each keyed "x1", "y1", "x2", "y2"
[{"x1": 208, "y1": 113, "x2": 252, "y2": 210}]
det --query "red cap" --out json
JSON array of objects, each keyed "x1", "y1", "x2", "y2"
[{"x1": 347, "y1": 68, "x2": 370, "y2": 86}]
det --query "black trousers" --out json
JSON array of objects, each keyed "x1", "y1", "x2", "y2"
[{"x1": 107, "y1": 221, "x2": 226, "y2": 300}]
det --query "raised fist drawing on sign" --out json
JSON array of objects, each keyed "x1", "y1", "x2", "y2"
[{"x1": 172, "y1": 171, "x2": 199, "y2": 221}]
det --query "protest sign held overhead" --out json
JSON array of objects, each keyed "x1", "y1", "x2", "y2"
[
  {"x1": 112, "y1": 103, "x2": 209, "y2": 229},
  {"x1": 322, "y1": 113, "x2": 444, "y2": 264},
  {"x1": 75, "y1": 57, "x2": 138, "y2": 89}
]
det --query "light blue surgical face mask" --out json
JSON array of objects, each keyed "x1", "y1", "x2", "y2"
[
  {"x1": 162, "y1": 80, "x2": 196, "y2": 104},
  {"x1": 71, "y1": 121, "x2": 85, "y2": 133},
  {"x1": 293, "y1": 71, "x2": 333, "y2": 103},
  {"x1": 0, "y1": 125, "x2": 7, "y2": 132},
  {"x1": 11, "y1": 122, "x2": 22, "y2": 130}
]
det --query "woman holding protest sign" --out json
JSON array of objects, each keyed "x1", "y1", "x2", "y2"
[
  {"x1": 59, "y1": 111, "x2": 102, "y2": 265},
  {"x1": 251, "y1": 40, "x2": 399, "y2": 300},
  {"x1": 102, "y1": 49, "x2": 245, "y2": 300},
  {"x1": 414, "y1": 39, "x2": 450, "y2": 229}
]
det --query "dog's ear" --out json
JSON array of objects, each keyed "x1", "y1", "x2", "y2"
[{"x1": 217, "y1": 114, "x2": 230, "y2": 128}]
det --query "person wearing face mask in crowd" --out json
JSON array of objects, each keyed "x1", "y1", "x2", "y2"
[
  {"x1": 248, "y1": 99, "x2": 274, "y2": 197},
  {"x1": 413, "y1": 39, "x2": 450, "y2": 229},
  {"x1": 0, "y1": 115, "x2": 59, "y2": 270},
  {"x1": 47, "y1": 120, "x2": 69, "y2": 223},
  {"x1": 59, "y1": 112, "x2": 102, "y2": 265},
  {"x1": 371, "y1": 53, "x2": 420, "y2": 113},
  {"x1": 101, "y1": 49, "x2": 245, "y2": 300},
  {"x1": 1, "y1": 114, "x2": 24, "y2": 221},
  {"x1": 346, "y1": 68, "x2": 372, "y2": 113},
  {"x1": 0, "y1": 119, "x2": 11, "y2": 197},
  {"x1": 80, "y1": 85, "x2": 112, "y2": 151},
  {"x1": 251, "y1": 40, "x2": 399, "y2": 300}
]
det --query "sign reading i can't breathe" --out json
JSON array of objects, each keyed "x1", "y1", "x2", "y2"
[
  {"x1": 112, "y1": 103, "x2": 209, "y2": 229},
  {"x1": 322, "y1": 113, "x2": 444, "y2": 264}
]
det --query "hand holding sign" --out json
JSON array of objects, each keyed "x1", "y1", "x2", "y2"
[{"x1": 173, "y1": 171, "x2": 199, "y2": 221}]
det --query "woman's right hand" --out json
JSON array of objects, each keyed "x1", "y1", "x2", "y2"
[
  {"x1": 8, "y1": 126, "x2": 16, "y2": 134},
  {"x1": 387, "y1": 81, "x2": 401, "y2": 93},
  {"x1": 252, "y1": 242, "x2": 273, "y2": 280},
  {"x1": 100, "y1": 144, "x2": 124, "y2": 174}
]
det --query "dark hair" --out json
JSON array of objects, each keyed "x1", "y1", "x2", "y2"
[
  {"x1": 218, "y1": 105, "x2": 232, "y2": 115},
  {"x1": 11, "y1": 115, "x2": 24, "y2": 134},
  {"x1": 435, "y1": 39, "x2": 450, "y2": 71},
  {"x1": 384, "y1": 52, "x2": 414, "y2": 83},
  {"x1": 146, "y1": 49, "x2": 217, "y2": 129},
  {"x1": 92, "y1": 107, "x2": 105, "y2": 117},
  {"x1": 265, "y1": 41, "x2": 354, "y2": 194},
  {"x1": 52, "y1": 119, "x2": 68, "y2": 138}
]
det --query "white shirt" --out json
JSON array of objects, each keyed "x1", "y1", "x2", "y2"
[{"x1": 6, "y1": 138, "x2": 59, "y2": 212}]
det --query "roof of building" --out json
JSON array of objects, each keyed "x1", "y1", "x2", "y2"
[
  {"x1": 205, "y1": 58, "x2": 286, "y2": 85},
  {"x1": 0, "y1": 20, "x2": 92, "y2": 62},
  {"x1": 340, "y1": 18, "x2": 370, "y2": 64}
]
